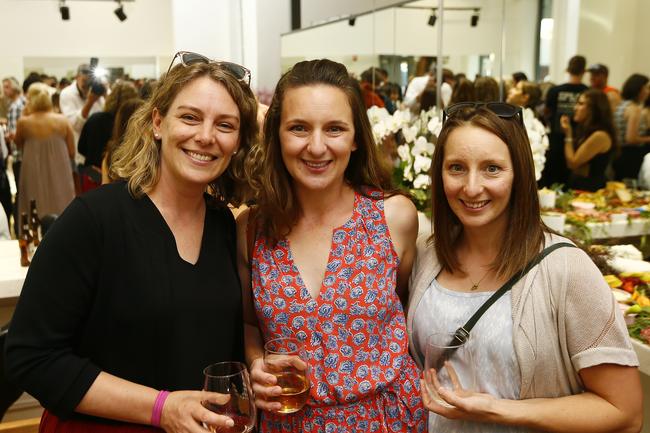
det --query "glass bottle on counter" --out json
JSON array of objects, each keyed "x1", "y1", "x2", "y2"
[
  {"x1": 19, "y1": 213, "x2": 32, "y2": 267},
  {"x1": 29, "y1": 199, "x2": 41, "y2": 247}
]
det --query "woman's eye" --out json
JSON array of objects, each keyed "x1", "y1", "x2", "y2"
[
  {"x1": 181, "y1": 114, "x2": 198, "y2": 122},
  {"x1": 486, "y1": 165, "x2": 501, "y2": 174},
  {"x1": 289, "y1": 125, "x2": 306, "y2": 132},
  {"x1": 328, "y1": 125, "x2": 344, "y2": 133},
  {"x1": 218, "y1": 122, "x2": 235, "y2": 130},
  {"x1": 448, "y1": 164, "x2": 464, "y2": 172}
]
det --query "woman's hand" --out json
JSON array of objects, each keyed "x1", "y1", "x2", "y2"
[
  {"x1": 560, "y1": 115, "x2": 572, "y2": 136},
  {"x1": 420, "y1": 367, "x2": 503, "y2": 424},
  {"x1": 160, "y1": 390, "x2": 235, "y2": 433},
  {"x1": 249, "y1": 357, "x2": 283, "y2": 412}
]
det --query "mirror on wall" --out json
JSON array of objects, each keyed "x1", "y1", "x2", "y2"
[{"x1": 282, "y1": 0, "x2": 541, "y2": 97}]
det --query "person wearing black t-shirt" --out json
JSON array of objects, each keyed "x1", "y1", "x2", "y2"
[
  {"x1": 6, "y1": 53, "x2": 258, "y2": 433},
  {"x1": 540, "y1": 55, "x2": 589, "y2": 187}
]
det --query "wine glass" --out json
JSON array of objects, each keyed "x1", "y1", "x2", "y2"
[
  {"x1": 263, "y1": 337, "x2": 310, "y2": 414},
  {"x1": 202, "y1": 361, "x2": 256, "y2": 433},
  {"x1": 423, "y1": 332, "x2": 476, "y2": 408}
]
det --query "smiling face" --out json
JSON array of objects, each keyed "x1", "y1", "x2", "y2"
[
  {"x1": 279, "y1": 84, "x2": 357, "y2": 193},
  {"x1": 152, "y1": 76, "x2": 240, "y2": 192},
  {"x1": 442, "y1": 125, "x2": 514, "y2": 234}
]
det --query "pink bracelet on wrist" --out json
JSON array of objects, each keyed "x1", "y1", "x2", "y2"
[{"x1": 151, "y1": 390, "x2": 170, "y2": 427}]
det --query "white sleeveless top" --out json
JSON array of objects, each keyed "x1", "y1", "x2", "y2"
[{"x1": 412, "y1": 279, "x2": 538, "y2": 433}]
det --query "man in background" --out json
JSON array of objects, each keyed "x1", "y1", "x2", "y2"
[
  {"x1": 59, "y1": 64, "x2": 105, "y2": 193},
  {"x1": 588, "y1": 63, "x2": 621, "y2": 110},
  {"x1": 540, "y1": 55, "x2": 589, "y2": 187}
]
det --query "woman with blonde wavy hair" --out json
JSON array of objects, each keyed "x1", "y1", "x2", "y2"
[
  {"x1": 15, "y1": 81, "x2": 75, "y2": 223},
  {"x1": 7, "y1": 52, "x2": 258, "y2": 433}
]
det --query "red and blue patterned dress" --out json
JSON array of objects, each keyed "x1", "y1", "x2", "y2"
[{"x1": 251, "y1": 189, "x2": 426, "y2": 433}]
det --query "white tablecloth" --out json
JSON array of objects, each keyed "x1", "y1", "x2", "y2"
[{"x1": 0, "y1": 240, "x2": 28, "y2": 300}]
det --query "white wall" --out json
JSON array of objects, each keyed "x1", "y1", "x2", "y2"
[
  {"x1": 577, "y1": 0, "x2": 646, "y2": 89},
  {"x1": 255, "y1": 0, "x2": 291, "y2": 93},
  {"x1": 283, "y1": 0, "x2": 538, "y2": 80},
  {"x1": 0, "y1": 0, "x2": 173, "y2": 81},
  {"x1": 300, "y1": 0, "x2": 406, "y2": 27}
]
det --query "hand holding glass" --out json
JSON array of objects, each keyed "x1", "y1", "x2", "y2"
[
  {"x1": 202, "y1": 362, "x2": 256, "y2": 433},
  {"x1": 264, "y1": 337, "x2": 310, "y2": 414},
  {"x1": 423, "y1": 332, "x2": 476, "y2": 408}
]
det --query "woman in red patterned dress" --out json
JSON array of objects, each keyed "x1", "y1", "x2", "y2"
[{"x1": 237, "y1": 59, "x2": 426, "y2": 432}]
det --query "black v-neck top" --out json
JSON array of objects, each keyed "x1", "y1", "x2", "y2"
[{"x1": 5, "y1": 182, "x2": 244, "y2": 418}]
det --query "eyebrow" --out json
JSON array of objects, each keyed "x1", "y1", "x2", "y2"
[{"x1": 175, "y1": 105, "x2": 240, "y2": 120}]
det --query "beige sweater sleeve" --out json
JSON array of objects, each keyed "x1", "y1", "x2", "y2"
[{"x1": 562, "y1": 247, "x2": 639, "y2": 371}]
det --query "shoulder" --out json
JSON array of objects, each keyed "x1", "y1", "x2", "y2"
[
  {"x1": 78, "y1": 182, "x2": 132, "y2": 214},
  {"x1": 383, "y1": 194, "x2": 418, "y2": 238}
]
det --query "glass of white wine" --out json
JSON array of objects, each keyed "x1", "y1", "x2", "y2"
[
  {"x1": 264, "y1": 337, "x2": 310, "y2": 414},
  {"x1": 202, "y1": 361, "x2": 256, "y2": 433}
]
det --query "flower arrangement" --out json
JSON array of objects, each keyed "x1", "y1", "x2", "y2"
[{"x1": 366, "y1": 105, "x2": 549, "y2": 213}]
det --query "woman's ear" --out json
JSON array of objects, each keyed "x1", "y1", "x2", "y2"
[{"x1": 152, "y1": 108, "x2": 162, "y2": 138}]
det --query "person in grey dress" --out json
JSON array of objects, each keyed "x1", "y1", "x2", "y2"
[
  {"x1": 15, "y1": 82, "x2": 75, "y2": 224},
  {"x1": 407, "y1": 102, "x2": 642, "y2": 433}
]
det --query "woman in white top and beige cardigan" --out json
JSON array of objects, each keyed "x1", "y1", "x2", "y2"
[{"x1": 407, "y1": 102, "x2": 642, "y2": 433}]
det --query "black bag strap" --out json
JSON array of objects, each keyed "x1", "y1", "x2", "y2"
[{"x1": 449, "y1": 242, "x2": 576, "y2": 347}]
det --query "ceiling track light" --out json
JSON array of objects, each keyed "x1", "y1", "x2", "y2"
[
  {"x1": 427, "y1": 10, "x2": 437, "y2": 26},
  {"x1": 59, "y1": 0, "x2": 70, "y2": 21},
  {"x1": 114, "y1": 0, "x2": 127, "y2": 22},
  {"x1": 348, "y1": 16, "x2": 356, "y2": 26},
  {"x1": 471, "y1": 9, "x2": 479, "y2": 27}
]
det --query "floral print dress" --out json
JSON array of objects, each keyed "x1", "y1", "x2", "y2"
[{"x1": 251, "y1": 189, "x2": 426, "y2": 433}]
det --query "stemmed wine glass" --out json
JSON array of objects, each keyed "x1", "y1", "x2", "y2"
[{"x1": 202, "y1": 361, "x2": 256, "y2": 433}]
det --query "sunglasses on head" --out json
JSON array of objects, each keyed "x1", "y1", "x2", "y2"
[
  {"x1": 167, "y1": 51, "x2": 251, "y2": 86},
  {"x1": 443, "y1": 102, "x2": 524, "y2": 127}
]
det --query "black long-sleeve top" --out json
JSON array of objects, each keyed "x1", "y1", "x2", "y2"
[
  {"x1": 77, "y1": 112, "x2": 113, "y2": 167},
  {"x1": 5, "y1": 182, "x2": 244, "y2": 419}
]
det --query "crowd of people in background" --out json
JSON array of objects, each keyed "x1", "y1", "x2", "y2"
[
  {"x1": 355, "y1": 55, "x2": 650, "y2": 193},
  {"x1": 0, "y1": 67, "x2": 157, "y2": 236}
]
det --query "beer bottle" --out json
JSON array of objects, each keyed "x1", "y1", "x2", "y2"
[
  {"x1": 19, "y1": 213, "x2": 32, "y2": 267},
  {"x1": 29, "y1": 199, "x2": 41, "y2": 247}
]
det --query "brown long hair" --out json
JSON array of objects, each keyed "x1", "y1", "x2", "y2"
[
  {"x1": 430, "y1": 107, "x2": 545, "y2": 278},
  {"x1": 111, "y1": 62, "x2": 258, "y2": 205},
  {"x1": 575, "y1": 89, "x2": 617, "y2": 150},
  {"x1": 246, "y1": 59, "x2": 393, "y2": 243}
]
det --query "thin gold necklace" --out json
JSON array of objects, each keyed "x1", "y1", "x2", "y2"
[{"x1": 468, "y1": 269, "x2": 491, "y2": 291}]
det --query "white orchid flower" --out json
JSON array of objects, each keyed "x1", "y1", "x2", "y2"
[
  {"x1": 402, "y1": 125, "x2": 418, "y2": 144},
  {"x1": 412, "y1": 136, "x2": 435, "y2": 157},
  {"x1": 413, "y1": 154, "x2": 432, "y2": 174},
  {"x1": 427, "y1": 116, "x2": 442, "y2": 137},
  {"x1": 397, "y1": 144, "x2": 412, "y2": 162},
  {"x1": 404, "y1": 163, "x2": 414, "y2": 182},
  {"x1": 413, "y1": 174, "x2": 431, "y2": 189}
]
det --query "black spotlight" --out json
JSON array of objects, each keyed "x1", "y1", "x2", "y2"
[
  {"x1": 348, "y1": 17, "x2": 356, "y2": 26},
  {"x1": 114, "y1": 1, "x2": 127, "y2": 22},
  {"x1": 59, "y1": 0, "x2": 70, "y2": 20},
  {"x1": 471, "y1": 10, "x2": 479, "y2": 27},
  {"x1": 428, "y1": 13, "x2": 437, "y2": 26}
]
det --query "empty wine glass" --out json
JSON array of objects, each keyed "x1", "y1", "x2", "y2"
[
  {"x1": 264, "y1": 337, "x2": 310, "y2": 414},
  {"x1": 202, "y1": 361, "x2": 256, "y2": 433},
  {"x1": 423, "y1": 332, "x2": 476, "y2": 408}
]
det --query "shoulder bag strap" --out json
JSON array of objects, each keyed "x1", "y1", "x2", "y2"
[{"x1": 449, "y1": 242, "x2": 576, "y2": 346}]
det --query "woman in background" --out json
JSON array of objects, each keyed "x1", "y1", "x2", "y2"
[
  {"x1": 14, "y1": 82, "x2": 75, "y2": 221},
  {"x1": 561, "y1": 89, "x2": 616, "y2": 191},
  {"x1": 102, "y1": 97, "x2": 143, "y2": 184}
]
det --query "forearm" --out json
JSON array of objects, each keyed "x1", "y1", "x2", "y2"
[
  {"x1": 496, "y1": 392, "x2": 640, "y2": 433},
  {"x1": 244, "y1": 322, "x2": 264, "y2": 367},
  {"x1": 76, "y1": 372, "x2": 157, "y2": 425}
]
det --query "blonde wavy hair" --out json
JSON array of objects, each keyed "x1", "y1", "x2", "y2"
[
  {"x1": 104, "y1": 81, "x2": 138, "y2": 115},
  {"x1": 110, "y1": 62, "x2": 258, "y2": 205},
  {"x1": 26, "y1": 82, "x2": 53, "y2": 112}
]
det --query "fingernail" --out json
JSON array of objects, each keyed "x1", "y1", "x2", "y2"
[{"x1": 226, "y1": 419, "x2": 234, "y2": 427}]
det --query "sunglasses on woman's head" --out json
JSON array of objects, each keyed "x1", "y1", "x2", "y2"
[
  {"x1": 443, "y1": 102, "x2": 524, "y2": 127},
  {"x1": 167, "y1": 51, "x2": 251, "y2": 86}
]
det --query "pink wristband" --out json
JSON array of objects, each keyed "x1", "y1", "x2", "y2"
[{"x1": 150, "y1": 390, "x2": 170, "y2": 427}]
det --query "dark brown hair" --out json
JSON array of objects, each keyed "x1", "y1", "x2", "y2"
[
  {"x1": 575, "y1": 89, "x2": 617, "y2": 150},
  {"x1": 567, "y1": 55, "x2": 586, "y2": 76},
  {"x1": 247, "y1": 59, "x2": 394, "y2": 243},
  {"x1": 430, "y1": 107, "x2": 545, "y2": 278},
  {"x1": 105, "y1": 98, "x2": 144, "y2": 182},
  {"x1": 450, "y1": 78, "x2": 476, "y2": 104},
  {"x1": 474, "y1": 76, "x2": 499, "y2": 102}
]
